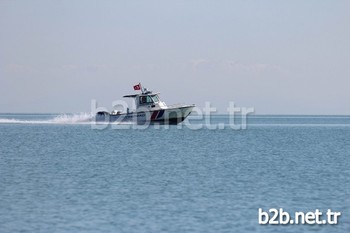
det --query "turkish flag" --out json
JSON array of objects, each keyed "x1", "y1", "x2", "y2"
[{"x1": 133, "y1": 84, "x2": 141, "y2": 90}]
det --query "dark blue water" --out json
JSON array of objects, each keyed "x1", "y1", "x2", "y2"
[{"x1": 0, "y1": 114, "x2": 349, "y2": 232}]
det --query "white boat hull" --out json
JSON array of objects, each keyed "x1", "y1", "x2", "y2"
[{"x1": 96, "y1": 105, "x2": 194, "y2": 125}]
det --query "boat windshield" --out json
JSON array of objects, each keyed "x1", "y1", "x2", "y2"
[
  {"x1": 139, "y1": 95, "x2": 154, "y2": 104},
  {"x1": 151, "y1": 95, "x2": 159, "y2": 103}
]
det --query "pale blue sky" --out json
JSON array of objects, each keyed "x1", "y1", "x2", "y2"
[{"x1": 1, "y1": 0, "x2": 349, "y2": 114}]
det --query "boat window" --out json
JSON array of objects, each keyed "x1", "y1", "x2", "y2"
[
  {"x1": 151, "y1": 95, "x2": 159, "y2": 103},
  {"x1": 146, "y1": 96, "x2": 153, "y2": 103},
  {"x1": 139, "y1": 95, "x2": 154, "y2": 104},
  {"x1": 139, "y1": 96, "x2": 147, "y2": 104}
]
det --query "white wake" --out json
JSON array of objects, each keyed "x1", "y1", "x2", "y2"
[{"x1": 0, "y1": 113, "x2": 94, "y2": 125}]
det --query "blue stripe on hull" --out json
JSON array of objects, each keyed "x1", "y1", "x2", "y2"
[{"x1": 157, "y1": 110, "x2": 165, "y2": 119}]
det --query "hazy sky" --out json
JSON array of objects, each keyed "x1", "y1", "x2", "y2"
[{"x1": 1, "y1": 0, "x2": 349, "y2": 114}]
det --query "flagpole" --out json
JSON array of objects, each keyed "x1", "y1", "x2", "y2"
[{"x1": 139, "y1": 82, "x2": 144, "y2": 94}]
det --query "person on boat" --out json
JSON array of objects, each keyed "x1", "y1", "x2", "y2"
[{"x1": 140, "y1": 96, "x2": 146, "y2": 104}]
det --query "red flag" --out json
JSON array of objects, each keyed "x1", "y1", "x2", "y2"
[{"x1": 133, "y1": 84, "x2": 141, "y2": 90}]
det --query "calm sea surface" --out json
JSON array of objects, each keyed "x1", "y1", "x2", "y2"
[{"x1": 0, "y1": 114, "x2": 349, "y2": 233}]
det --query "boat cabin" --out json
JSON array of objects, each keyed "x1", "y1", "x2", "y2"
[{"x1": 123, "y1": 90, "x2": 166, "y2": 111}]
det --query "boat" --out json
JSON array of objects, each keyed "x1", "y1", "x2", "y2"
[{"x1": 96, "y1": 83, "x2": 195, "y2": 125}]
